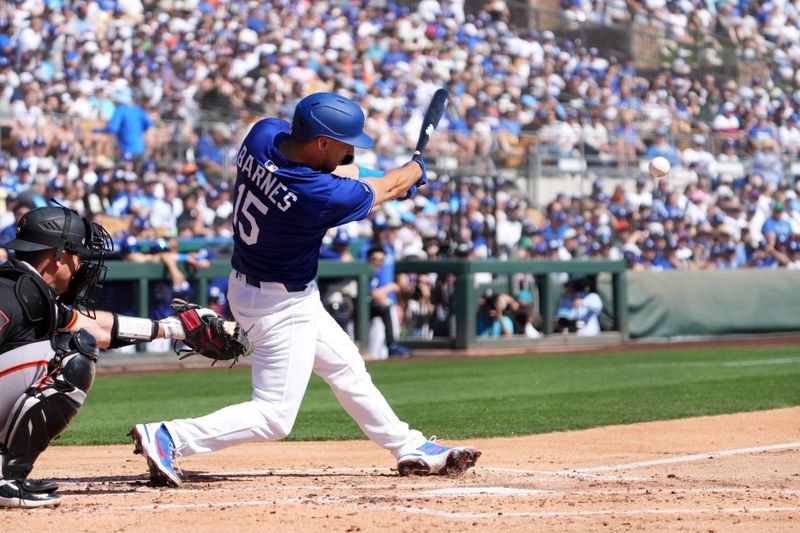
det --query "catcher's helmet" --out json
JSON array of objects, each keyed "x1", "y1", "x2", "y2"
[
  {"x1": 4, "y1": 206, "x2": 97, "y2": 258},
  {"x1": 291, "y1": 92, "x2": 375, "y2": 148},
  {"x1": 3, "y1": 205, "x2": 113, "y2": 316}
]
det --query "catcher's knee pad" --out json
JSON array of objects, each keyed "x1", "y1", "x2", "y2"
[{"x1": 2, "y1": 330, "x2": 98, "y2": 479}]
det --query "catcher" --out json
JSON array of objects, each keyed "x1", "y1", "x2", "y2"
[{"x1": 0, "y1": 205, "x2": 249, "y2": 508}]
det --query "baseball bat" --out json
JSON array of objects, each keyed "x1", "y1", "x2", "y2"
[{"x1": 414, "y1": 88, "x2": 449, "y2": 155}]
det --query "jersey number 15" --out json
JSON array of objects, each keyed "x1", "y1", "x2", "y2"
[{"x1": 233, "y1": 184, "x2": 268, "y2": 245}]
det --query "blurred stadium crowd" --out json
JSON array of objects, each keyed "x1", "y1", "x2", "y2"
[{"x1": 3, "y1": 0, "x2": 800, "y2": 342}]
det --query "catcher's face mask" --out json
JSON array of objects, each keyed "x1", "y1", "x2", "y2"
[{"x1": 55, "y1": 208, "x2": 114, "y2": 318}]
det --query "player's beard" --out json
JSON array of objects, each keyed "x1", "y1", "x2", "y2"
[{"x1": 322, "y1": 153, "x2": 354, "y2": 173}]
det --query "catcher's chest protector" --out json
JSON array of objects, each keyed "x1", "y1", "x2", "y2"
[{"x1": 0, "y1": 261, "x2": 58, "y2": 354}]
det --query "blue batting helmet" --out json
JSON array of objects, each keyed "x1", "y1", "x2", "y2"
[{"x1": 291, "y1": 92, "x2": 375, "y2": 148}]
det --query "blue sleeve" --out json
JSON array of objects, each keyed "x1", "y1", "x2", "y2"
[
  {"x1": 376, "y1": 265, "x2": 393, "y2": 286},
  {"x1": 358, "y1": 166, "x2": 384, "y2": 178},
  {"x1": 318, "y1": 177, "x2": 375, "y2": 227},
  {"x1": 107, "y1": 107, "x2": 122, "y2": 135}
]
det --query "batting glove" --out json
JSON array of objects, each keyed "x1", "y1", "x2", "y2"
[
  {"x1": 411, "y1": 151, "x2": 428, "y2": 187},
  {"x1": 399, "y1": 184, "x2": 417, "y2": 201}
]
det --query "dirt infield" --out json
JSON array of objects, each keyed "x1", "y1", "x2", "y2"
[{"x1": 3, "y1": 407, "x2": 798, "y2": 532}]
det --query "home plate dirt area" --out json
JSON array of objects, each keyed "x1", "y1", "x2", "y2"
[{"x1": 3, "y1": 408, "x2": 799, "y2": 532}]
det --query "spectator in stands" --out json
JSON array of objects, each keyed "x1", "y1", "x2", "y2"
[
  {"x1": 751, "y1": 139, "x2": 785, "y2": 191},
  {"x1": 130, "y1": 173, "x2": 160, "y2": 225},
  {"x1": 581, "y1": 111, "x2": 614, "y2": 165},
  {"x1": 644, "y1": 128, "x2": 681, "y2": 168},
  {"x1": 614, "y1": 110, "x2": 646, "y2": 167},
  {"x1": 682, "y1": 134, "x2": 718, "y2": 179},
  {"x1": 538, "y1": 110, "x2": 570, "y2": 160},
  {"x1": 665, "y1": 2, "x2": 691, "y2": 43},
  {"x1": 176, "y1": 189, "x2": 205, "y2": 237},
  {"x1": 747, "y1": 239, "x2": 780, "y2": 268},
  {"x1": 16, "y1": 174, "x2": 47, "y2": 209},
  {"x1": 785, "y1": 240, "x2": 800, "y2": 269},
  {"x1": 0, "y1": 201, "x2": 28, "y2": 245},
  {"x1": 476, "y1": 289, "x2": 514, "y2": 337},
  {"x1": 747, "y1": 108, "x2": 777, "y2": 149},
  {"x1": 711, "y1": 101, "x2": 741, "y2": 139},
  {"x1": 641, "y1": 90, "x2": 672, "y2": 132},
  {"x1": 554, "y1": 274, "x2": 603, "y2": 336},
  {"x1": 317, "y1": 229, "x2": 357, "y2": 337},
  {"x1": 93, "y1": 89, "x2": 152, "y2": 160},
  {"x1": 10, "y1": 139, "x2": 33, "y2": 175},
  {"x1": 366, "y1": 245, "x2": 411, "y2": 357},
  {"x1": 716, "y1": 139, "x2": 746, "y2": 184},
  {"x1": 30, "y1": 136, "x2": 48, "y2": 174},
  {"x1": 510, "y1": 289, "x2": 541, "y2": 338},
  {"x1": 562, "y1": 227, "x2": 581, "y2": 259},
  {"x1": 778, "y1": 114, "x2": 800, "y2": 158},
  {"x1": 195, "y1": 124, "x2": 233, "y2": 182},
  {"x1": 404, "y1": 274, "x2": 435, "y2": 339},
  {"x1": 451, "y1": 107, "x2": 492, "y2": 163},
  {"x1": 107, "y1": 170, "x2": 134, "y2": 218},
  {"x1": 427, "y1": 271, "x2": 454, "y2": 337},
  {"x1": 320, "y1": 228, "x2": 354, "y2": 261},
  {"x1": 150, "y1": 178, "x2": 182, "y2": 238},
  {"x1": 781, "y1": 195, "x2": 800, "y2": 234},
  {"x1": 761, "y1": 200, "x2": 793, "y2": 247},
  {"x1": 561, "y1": 109, "x2": 583, "y2": 156},
  {"x1": 85, "y1": 174, "x2": 113, "y2": 218}
]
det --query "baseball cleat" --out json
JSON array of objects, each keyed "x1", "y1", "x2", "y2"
[
  {"x1": 129, "y1": 423, "x2": 183, "y2": 487},
  {"x1": 19, "y1": 479, "x2": 59, "y2": 493},
  {"x1": 0, "y1": 479, "x2": 62, "y2": 508},
  {"x1": 397, "y1": 438, "x2": 481, "y2": 476}
]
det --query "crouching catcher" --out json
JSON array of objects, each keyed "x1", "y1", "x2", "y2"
[{"x1": 0, "y1": 205, "x2": 248, "y2": 508}]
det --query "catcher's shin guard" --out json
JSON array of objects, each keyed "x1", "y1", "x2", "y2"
[{"x1": 2, "y1": 330, "x2": 98, "y2": 480}]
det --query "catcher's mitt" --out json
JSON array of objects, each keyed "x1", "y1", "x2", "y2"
[{"x1": 170, "y1": 298, "x2": 253, "y2": 367}]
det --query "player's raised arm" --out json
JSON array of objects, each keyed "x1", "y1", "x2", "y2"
[
  {"x1": 362, "y1": 88, "x2": 447, "y2": 207},
  {"x1": 362, "y1": 161, "x2": 423, "y2": 207}
]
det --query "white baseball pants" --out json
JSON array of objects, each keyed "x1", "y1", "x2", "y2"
[
  {"x1": 0, "y1": 341, "x2": 54, "y2": 444},
  {"x1": 164, "y1": 272, "x2": 426, "y2": 458}
]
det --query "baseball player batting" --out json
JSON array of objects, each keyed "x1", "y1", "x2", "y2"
[{"x1": 130, "y1": 91, "x2": 480, "y2": 486}]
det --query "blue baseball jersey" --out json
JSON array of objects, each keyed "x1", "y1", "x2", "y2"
[{"x1": 231, "y1": 118, "x2": 376, "y2": 285}]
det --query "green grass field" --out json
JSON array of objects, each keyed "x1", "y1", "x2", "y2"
[{"x1": 61, "y1": 345, "x2": 800, "y2": 445}]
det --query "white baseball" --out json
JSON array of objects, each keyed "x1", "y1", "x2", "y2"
[{"x1": 648, "y1": 156, "x2": 671, "y2": 177}]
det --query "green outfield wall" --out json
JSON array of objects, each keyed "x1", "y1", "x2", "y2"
[{"x1": 618, "y1": 269, "x2": 800, "y2": 338}]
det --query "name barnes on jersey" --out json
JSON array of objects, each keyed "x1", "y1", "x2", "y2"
[{"x1": 236, "y1": 144, "x2": 297, "y2": 212}]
